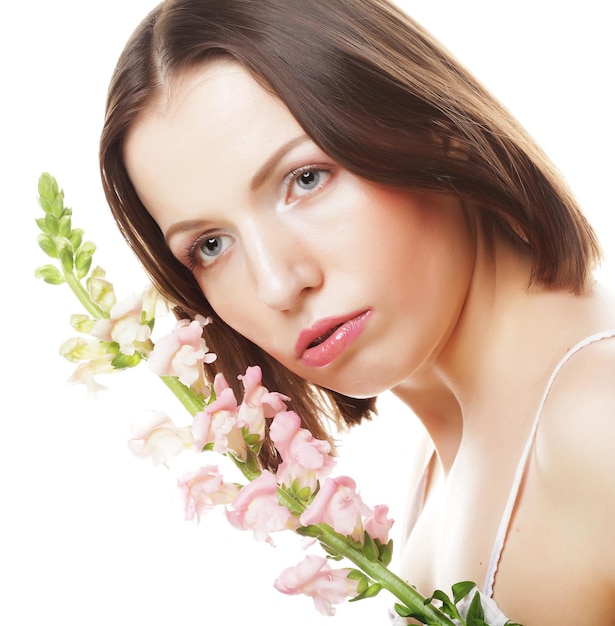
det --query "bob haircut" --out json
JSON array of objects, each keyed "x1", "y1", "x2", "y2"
[{"x1": 100, "y1": 0, "x2": 601, "y2": 469}]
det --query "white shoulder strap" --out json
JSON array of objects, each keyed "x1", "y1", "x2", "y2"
[{"x1": 483, "y1": 329, "x2": 615, "y2": 597}]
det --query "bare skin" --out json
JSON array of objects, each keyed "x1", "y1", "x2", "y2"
[{"x1": 396, "y1": 232, "x2": 615, "y2": 624}]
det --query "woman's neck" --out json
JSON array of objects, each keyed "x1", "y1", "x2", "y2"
[{"x1": 391, "y1": 232, "x2": 606, "y2": 471}]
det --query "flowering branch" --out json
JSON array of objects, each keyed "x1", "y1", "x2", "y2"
[
  {"x1": 35, "y1": 173, "x2": 519, "y2": 626},
  {"x1": 35, "y1": 174, "x2": 106, "y2": 319}
]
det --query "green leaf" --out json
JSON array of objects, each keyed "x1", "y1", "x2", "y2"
[
  {"x1": 79, "y1": 240, "x2": 96, "y2": 256},
  {"x1": 362, "y1": 531, "x2": 380, "y2": 562},
  {"x1": 37, "y1": 233, "x2": 58, "y2": 258},
  {"x1": 465, "y1": 589, "x2": 485, "y2": 624},
  {"x1": 51, "y1": 195, "x2": 65, "y2": 216},
  {"x1": 468, "y1": 593, "x2": 485, "y2": 620},
  {"x1": 244, "y1": 448, "x2": 262, "y2": 475},
  {"x1": 106, "y1": 341, "x2": 120, "y2": 355},
  {"x1": 288, "y1": 479, "x2": 312, "y2": 503},
  {"x1": 44, "y1": 212, "x2": 60, "y2": 236},
  {"x1": 69, "y1": 228, "x2": 84, "y2": 250},
  {"x1": 295, "y1": 525, "x2": 322, "y2": 538},
  {"x1": 425, "y1": 590, "x2": 461, "y2": 620},
  {"x1": 35, "y1": 216, "x2": 48, "y2": 233},
  {"x1": 34, "y1": 265, "x2": 64, "y2": 285},
  {"x1": 243, "y1": 433, "x2": 261, "y2": 447},
  {"x1": 204, "y1": 384, "x2": 217, "y2": 405},
  {"x1": 394, "y1": 604, "x2": 428, "y2": 623},
  {"x1": 354, "y1": 576, "x2": 369, "y2": 596},
  {"x1": 350, "y1": 581, "x2": 382, "y2": 602},
  {"x1": 58, "y1": 245, "x2": 74, "y2": 272},
  {"x1": 38, "y1": 173, "x2": 63, "y2": 215},
  {"x1": 379, "y1": 539, "x2": 394, "y2": 566},
  {"x1": 75, "y1": 251, "x2": 93, "y2": 280},
  {"x1": 59, "y1": 214, "x2": 72, "y2": 238},
  {"x1": 452, "y1": 581, "x2": 477, "y2": 604},
  {"x1": 111, "y1": 352, "x2": 143, "y2": 369},
  {"x1": 346, "y1": 569, "x2": 366, "y2": 582},
  {"x1": 318, "y1": 543, "x2": 343, "y2": 560},
  {"x1": 295, "y1": 485, "x2": 312, "y2": 501}
]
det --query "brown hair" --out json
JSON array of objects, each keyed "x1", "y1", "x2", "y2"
[{"x1": 100, "y1": 0, "x2": 601, "y2": 469}]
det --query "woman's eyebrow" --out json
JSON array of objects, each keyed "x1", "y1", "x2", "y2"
[
  {"x1": 250, "y1": 134, "x2": 310, "y2": 191},
  {"x1": 165, "y1": 219, "x2": 208, "y2": 244}
]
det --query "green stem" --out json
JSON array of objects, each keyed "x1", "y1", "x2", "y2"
[
  {"x1": 314, "y1": 525, "x2": 456, "y2": 625},
  {"x1": 160, "y1": 376, "x2": 205, "y2": 417},
  {"x1": 277, "y1": 488, "x2": 304, "y2": 517},
  {"x1": 274, "y1": 487, "x2": 454, "y2": 624},
  {"x1": 64, "y1": 272, "x2": 107, "y2": 319}
]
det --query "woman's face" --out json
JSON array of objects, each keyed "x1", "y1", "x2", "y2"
[{"x1": 125, "y1": 61, "x2": 476, "y2": 397}]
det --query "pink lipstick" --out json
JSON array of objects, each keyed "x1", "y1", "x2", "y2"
[{"x1": 295, "y1": 310, "x2": 372, "y2": 368}]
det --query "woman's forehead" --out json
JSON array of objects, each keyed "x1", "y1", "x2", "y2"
[{"x1": 123, "y1": 60, "x2": 311, "y2": 230}]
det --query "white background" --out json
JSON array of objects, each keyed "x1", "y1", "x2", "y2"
[{"x1": 2, "y1": 2, "x2": 613, "y2": 625}]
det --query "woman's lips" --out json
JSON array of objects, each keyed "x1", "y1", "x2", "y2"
[{"x1": 295, "y1": 310, "x2": 372, "y2": 368}]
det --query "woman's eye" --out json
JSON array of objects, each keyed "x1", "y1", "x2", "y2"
[
  {"x1": 297, "y1": 170, "x2": 321, "y2": 191},
  {"x1": 193, "y1": 234, "x2": 233, "y2": 266},
  {"x1": 288, "y1": 167, "x2": 330, "y2": 201}
]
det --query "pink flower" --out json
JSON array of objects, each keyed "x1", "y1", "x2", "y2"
[
  {"x1": 91, "y1": 293, "x2": 151, "y2": 356},
  {"x1": 128, "y1": 411, "x2": 193, "y2": 467},
  {"x1": 226, "y1": 470, "x2": 296, "y2": 543},
  {"x1": 274, "y1": 555, "x2": 359, "y2": 616},
  {"x1": 270, "y1": 411, "x2": 335, "y2": 491},
  {"x1": 192, "y1": 407, "x2": 246, "y2": 459},
  {"x1": 192, "y1": 373, "x2": 246, "y2": 457},
  {"x1": 177, "y1": 465, "x2": 240, "y2": 522},
  {"x1": 239, "y1": 366, "x2": 289, "y2": 417},
  {"x1": 148, "y1": 318, "x2": 216, "y2": 387},
  {"x1": 236, "y1": 366, "x2": 289, "y2": 441},
  {"x1": 300, "y1": 476, "x2": 370, "y2": 542},
  {"x1": 192, "y1": 368, "x2": 289, "y2": 458},
  {"x1": 67, "y1": 358, "x2": 115, "y2": 392},
  {"x1": 364, "y1": 504, "x2": 394, "y2": 544}
]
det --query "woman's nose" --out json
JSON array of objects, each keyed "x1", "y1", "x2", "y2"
[{"x1": 243, "y1": 225, "x2": 322, "y2": 312}]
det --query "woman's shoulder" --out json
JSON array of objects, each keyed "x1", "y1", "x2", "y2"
[
  {"x1": 538, "y1": 328, "x2": 615, "y2": 474},
  {"x1": 535, "y1": 329, "x2": 615, "y2": 574},
  {"x1": 543, "y1": 327, "x2": 615, "y2": 431}
]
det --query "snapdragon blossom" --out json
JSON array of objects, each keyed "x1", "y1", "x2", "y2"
[
  {"x1": 364, "y1": 504, "x2": 395, "y2": 545},
  {"x1": 300, "y1": 475, "x2": 372, "y2": 542},
  {"x1": 226, "y1": 470, "x2": 298, "y2": 543},
  {"x1": 148, "y1": 316, "x2": 216, "y2": 386},
  {"x1": 67, "y1": 358, "x2": 116, "y2": 393},
  {"x1": 192, "y1": 367, "x2": 288, "y2": 459},
  {"x1": 178, "y1": 465, "x2": 241, "y2": 522},
  {"x1": 274, "y1": 554, "x2": 359, "y2": 616},
  {"x1": 238, "y1": 366, "x2": 289, "y2": 428},
  {"x1": 87, "y1": 271, "x2": 116, "y2": 313},
  {"x1": 128, "y1": 411, "x2": 193, "y2": 467},
  {"x1": 270, "y1": 410, "x2": 335, "y2": 492},
  {"x1": 192, "y1": 373, "x2": 246, "y2": 457},
  {"x1": 91, "y1": 293, "x2": 151, "y2": 356}
]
